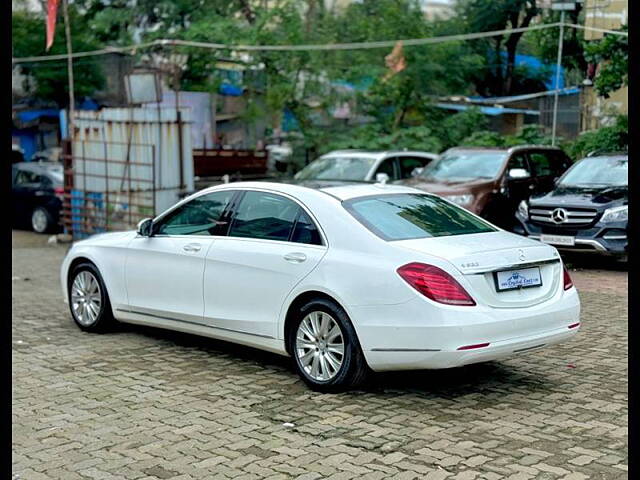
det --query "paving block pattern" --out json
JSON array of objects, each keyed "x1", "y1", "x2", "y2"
[{"x1": 12, "y1": 232, "x2": 627, "y2": 479}]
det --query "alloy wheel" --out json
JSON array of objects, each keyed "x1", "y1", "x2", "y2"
[
  {"x1": 71, "y1": 271, "x2": 102, "y2": 326},
  {"x1": 295, "y1": 311, "x2": 345, "y2": 382},
  {"x1": 31, "y1": 208, "x2": 48, "y2": 233}
]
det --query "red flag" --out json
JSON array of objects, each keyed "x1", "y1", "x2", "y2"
[{"x1": 46, "y1": 0, "x2": 60, "y2": 51}]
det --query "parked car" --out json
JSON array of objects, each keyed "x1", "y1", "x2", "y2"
[
  {"x1": 12, "y1": 161, "x2": 64, "y2": 233},
  {"x1": 61, "y1": 181, "x2": 579, "y2": 391},
  {"x1": 291, "y1": 150, "x2": 438, "y2": 188},
  {"x1": 514, "y1": 153, "x2": 628, "y2": 261},
  {"x1": 398, "y1": 145, "x2": 573, "y2": 230}
]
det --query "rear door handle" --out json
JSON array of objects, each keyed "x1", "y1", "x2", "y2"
[
  {"x1": 284, "y1": 252, "x2": 307, "y2": 263},
  {"x1": 183, "y1": 243, "x2": 202, "y2": 252}
]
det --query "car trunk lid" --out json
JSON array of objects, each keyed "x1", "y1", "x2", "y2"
[{"x1": 393, "y1": 232, "x2": 562, "y2": 308}]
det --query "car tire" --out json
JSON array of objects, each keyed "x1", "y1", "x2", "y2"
[
  {"x1": 31, "y1": 206, "x2": 53, "y2": 234},
  {"x1": 67, "y1": 262, "x2": 116, "y2": 333},
  {"x1": 288, "y1": 298, "x2": 369, "y2": 392}
]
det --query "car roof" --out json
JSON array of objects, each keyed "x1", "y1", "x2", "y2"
[
  {"x1": 14, "y1": 161, "x2": 62, "y2": 171},
  {"x1": 445, "y1": 145, "x2": 563, "y2": 153},
  {"x1": 320, "y1": 183, "x2": 424, "y2": 201},
  {"x1": 198, "y1": 181, "x2": 424, "y2": 202},
  {"x1": 320, "y1": 150, "x2": 437, "y2": 160}
]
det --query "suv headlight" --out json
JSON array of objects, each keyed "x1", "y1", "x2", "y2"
[
  {"x1": 444, "y1": 194, "x2": 474, "y2": 206},
  {"x1": 600, "y1": 205, "x2": 628, "y2": 223},
  {"x1": 517, "y1": 200, "x2": 529, "y2": 218}
]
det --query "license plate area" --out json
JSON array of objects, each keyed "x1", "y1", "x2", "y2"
[
  {"x1": 539, "y1": 234, "x2": 575, "y2": 246},
  {"x1": 493, "y1": 266, "x2": 543, "y2": 292}
]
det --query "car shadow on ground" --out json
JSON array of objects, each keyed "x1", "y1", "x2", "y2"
[{"x1": 117, "y1": 322, "x2": 557, "y2": 400}]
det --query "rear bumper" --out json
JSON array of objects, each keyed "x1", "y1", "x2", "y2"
[
  {"x1": 364, "y1": 325, "x2": 578, "y2": 371},
  {"x1": 514, "y1": 213, "x2": 627, "y2": 257},
  {"x1": 350, "y1": 287, "x2": 580, "y2": 372}
]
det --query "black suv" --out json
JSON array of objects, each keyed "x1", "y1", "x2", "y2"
[{"x1": 514, "y1": 153, "x2": 628, "y2": 261}]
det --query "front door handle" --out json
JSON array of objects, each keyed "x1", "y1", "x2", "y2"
[
  {"x1": 284, "y1": 252, "x2": 307, "y2": 263},
  {"x1": 183, "y1": 243, "x2": 202, "y2": 252}
]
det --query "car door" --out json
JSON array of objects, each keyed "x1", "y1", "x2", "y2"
[
  {"x1": 12, "y1": 168, "x2": 42, "y2": 226},
  {"x1": 492, "y1": 152, "x2": 534, "y2": 229},
  {"x1": 124, "y1": 189, "x2": 237, "y2": 323},
  {"x1": 203, "y1": 190, "x2": 327, "y2": 339}
]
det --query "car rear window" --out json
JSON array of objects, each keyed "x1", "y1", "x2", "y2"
[{"x1": 343, "y1": 193, "x2": 496, "y2": 241}]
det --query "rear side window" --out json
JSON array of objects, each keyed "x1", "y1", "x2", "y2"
[
  {"x1": 291, "y1": 210, "x2": 322, "y2": 245},
  {"x1": 344, "y1": 193, "x2": 496, "y2": 241},
  {"x1": 229, "y1": 191, "x2": 300, "y2": 241}
]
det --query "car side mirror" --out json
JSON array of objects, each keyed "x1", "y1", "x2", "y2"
[
  {"x1": 137, "y1": 218, "x2": 154, "y2": 237},
  {"x1": 375, "y1": 172, "x2": 390, "y2": 184},
  {"x1": 411, "y1": 167, "x2": 424, "y2": 177},
  {"x1": 508, "y1": 168, "x2": 530, "y2": 179}
]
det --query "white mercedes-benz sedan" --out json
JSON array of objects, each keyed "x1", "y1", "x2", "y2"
[{"x1": 61, "y1": 182, "x2": 580, "y2": 391}]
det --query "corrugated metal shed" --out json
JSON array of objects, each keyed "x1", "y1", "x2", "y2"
[{"x1": 72, "y1": 107, "x2": 194, "y2": 216}]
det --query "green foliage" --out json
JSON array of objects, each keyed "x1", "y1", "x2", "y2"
[
  {"x1": 585, "y1": 26, "x2": 628, "y2": 98},
  {"x1": 459, "y1": 124, "x2": 553, "y2": 148},
  {"x1": 12, "y1": 9, "x2": 105, "y2": 106},
  {"x1": 565, "y1": 115, "x2": 628, "y2": 159}
]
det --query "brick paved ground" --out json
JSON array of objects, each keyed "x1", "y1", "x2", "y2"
[{"x1": 12, "y1": 230, "x2": 628, "y2": 479}]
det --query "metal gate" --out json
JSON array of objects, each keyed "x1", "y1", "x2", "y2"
[{"x1": 61, "y1": 139, "x2": 156, "y2": 239}]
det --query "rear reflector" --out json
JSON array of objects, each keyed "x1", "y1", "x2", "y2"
[
  {"x1": 457, "y1": 343, "x2": 490, "y2": 351},
  {"x1": 568, "y1": 322, "x2": 580, "y2": 329},
  {"x1": 563, "y1": 264, "x2": 574, "y2": 290},
  {"x1": 397, "y1": 263, "x2": 476, "y2": 306}
]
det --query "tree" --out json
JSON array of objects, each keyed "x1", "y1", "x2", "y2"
[
  {"x1": 459, "y1": 0, "x2": 541, "y2": 96},
  {"x1": 585, "y1": 26, "x2": 628, "y2": 98},
  {"x1": 12, "y1": 8, "x2": 105, "y2": 106},
  {"x1": 524, "y1": 6, "x2": 587, "y2": 86}
]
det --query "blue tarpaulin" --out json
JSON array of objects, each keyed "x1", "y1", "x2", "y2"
[
  {"x1": 435, "y1": 103, "x2": 540, "y2": 116},
  {"x1": 16, "y1": 109, "x2": 60, "y2": 124}
]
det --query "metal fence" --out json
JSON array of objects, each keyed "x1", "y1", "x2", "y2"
[
  {"x1": 61, "y1": 107, "x2": 194, "y2": 239},
  {"x1": 61, "y1": 139, "x2": 156, "y2": 238}
]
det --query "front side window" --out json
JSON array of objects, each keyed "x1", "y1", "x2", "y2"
[
  {"x1": 294, "y1": 156, "x2": 377, "y2": 181},
  {"x1": 375, "y1": 158, "x2": 398, "y2": 180},
  {"x1": 155, "y1": 190, "x2": 235, "y2": 236},
  {"x1": 229, "y1": 191, "x2": 300, "y2": 242},
  {"x1": 421, "y1": 151, "x2": 507, "y2": 182},
  {"x1": 528, "y1": 152, "x2": 555, "y2": 177},
  {"x1": 399, "y1": 156, "x2": 429, "y2": 178},
  {"x1": 344, "y1": 193, "x2": 496, "y2": 241}
]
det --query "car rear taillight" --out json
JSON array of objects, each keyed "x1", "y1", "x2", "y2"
[
  {"x1": 397, "y1": 262, "x2": 476, "y2": 306},
  {"x1": 54, "y1": 187, "x2": 65, "y2": 201},
  {"x1": 563, "y1": 264, "x2": 573, "y2": 290}
]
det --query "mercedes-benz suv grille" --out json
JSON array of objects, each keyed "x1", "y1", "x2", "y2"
[{"x1": 529, "y1": 207, "x2": 599, "y2": 227}]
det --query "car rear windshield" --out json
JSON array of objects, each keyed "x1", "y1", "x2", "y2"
[
  {"x1": 559, "y1": 156, "x2": 628, "y2": 187},
  {"x1": 294, "y1": 156, "x2": 376, "y2": 181},
  {"x1": 343, "y1": 193, "x2": 496, "y2": 241},
  {"x1": 420, "y1": 151, "x2": 507, "y2": 181}
]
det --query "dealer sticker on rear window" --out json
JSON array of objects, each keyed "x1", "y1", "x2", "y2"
[{"x1": 494, "y1": 267, "x2": 542, "y2": 291}]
